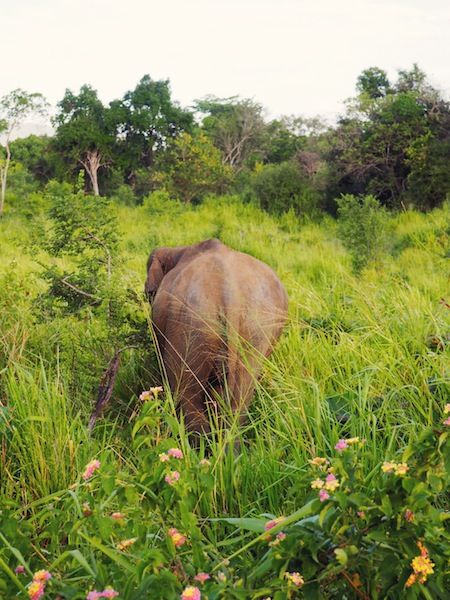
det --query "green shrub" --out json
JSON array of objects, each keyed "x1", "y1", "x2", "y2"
[
  {"x1": 251, "y1": 161, "x2": 321, "y2": 219},
  {"x1": 336, "y1": 194, "x2": 389, "y2": 271}
]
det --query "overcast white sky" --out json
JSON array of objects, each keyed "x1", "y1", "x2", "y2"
[{"x1": 3, "y1": 0, "x2": 450, "y2": 126}]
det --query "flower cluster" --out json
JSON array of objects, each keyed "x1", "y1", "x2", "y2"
[
  {"x1": 116, "y1": 537, "x2": 137, "y2": 551},
  {"x1": 381, "y1": 461, "x2": 410, "y2": 476},
  {"x1": 264, "y1": 516, "x2": 285, "y2": 532},
  {"x1": 264, "y1": 515, "x2": 286, "y2": 544},
  {"x1": 82, "y1": 459, "x2": 100, "y2": 480},
  {"x1": 139, "y1": 387, "x2": 164, "y2": 402},
  {"x1": 87, "y1": 589, "x2": 119, "y2": 599},
  {"x1": 180, "y1": 585, "x2": 201, "y2": 599},
  {"x1": 193, "y1": 573, "x2": 210, "y2": 584},
  {"x1": 168, "y1": 527, "x2": 186, "y2": 547},
  {"x1": 308, "y1": 456, "x2": 329, "y2": 469},
  {"x1": 160, "y1": 448, "x2": 184, "y2": 461},
  {"x1": 335, "y1": 437, "x2": 361, "y2": 452},
  {"x1": 311, "y1": 472, "x2": 340, "y2": 501},
  {"x1": 284, "y1": 572, "x2": 304, "y2": 588},
  {"x1": 27, "y1": 570, "x2": 51, "y2": 600},
  {"x1": 404, "y1": 509, "x2": 415, "y2": 523},
  {"x1": 443, "y1": 403, "x2": 450, "y2": 426},
  {"x1": 165, "y1": 470, "x2": 181, "y2": 486},
  {"x1": 406, "y1": 542, "x2": 435, "y2": 587}
]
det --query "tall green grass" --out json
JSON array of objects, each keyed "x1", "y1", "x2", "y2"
[{"x1": 1, "y1": 197, "x2": 450, "y2": 595}]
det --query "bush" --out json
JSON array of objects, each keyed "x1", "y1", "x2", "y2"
[
  {"x1": 251, "y1": 161, "x2": 321, "y2": 219},
  {"x1": 336, "y1": 194, "x2": 389, "y2": 271}
]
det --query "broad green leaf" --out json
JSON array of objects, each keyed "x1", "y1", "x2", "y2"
[{"x1": 334, "y1": 548, "x2": 348, "y2": 566}]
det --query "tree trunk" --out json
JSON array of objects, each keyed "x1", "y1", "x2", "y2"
[
  {"x1": 0, "y1": 141, "x2": 11, "y2": 218},
  {"x1": 80, "y1": 149, "x2": 104, "y2": 196}
]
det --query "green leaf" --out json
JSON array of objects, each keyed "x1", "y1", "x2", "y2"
[
  {"x1": 380, "y1": 494, "x2": 392, "y2": 517},
  {"x1": 219, "y1": 517, "x2": 267, "y2": 533},
  {"x1": 101, "y1": 475, "x2": 116, "y2": 495},
  {"x1": 77, "y1": 531, "x2": 135, "y2": 572},
  {"x1": 334, "y1": 548, "x2": 348, "y2": 566},
  {"x1": 49, "y1": 549, "x2": 96, "y2": 578},
  {"x1": 348, "y1": 492, "x2": 371, "y2": 508}
]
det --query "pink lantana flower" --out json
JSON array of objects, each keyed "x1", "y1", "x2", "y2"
[
  {"x1": 319, "y1": 488, "x2": 330, "y2": 502},
  {"x1": 194, "y1": 572, "x2": 211, "y2": 583},
  {"x1": 284, "y1": 572, "x2": 305, "y2": 587},
  {"x1": 32, "y1": 570, "x2": 51, "y2": 582},
  {"x1": 28, "y1": 581, "x2": 45, "y2": 600},
  {"x1": 111, "y1": 512, "x2": 126, "y2": 519},
  {"x1": 335, "y1": 439, "x2": 349, "y2": 452},
  {"x1": 264, "y1": 516, "x2": 285, "y2": 532},
  {"x1": 324, "y1": 473, "x2": 340, "y2": 492},
  {"x1": 116, "y1": 537, "x2": 137, "y2": 551},
  {"x1": 168, "y1": 527, "x2": 186, "y2": 547},
  {"x1": 405, "y1": 509, "x2": 415, "y2": 522},
  {"x1": 82, "y1": 459, "x2": 100, "y2": 480},
  {"x1": 101, "y1": 590, "x2": 119, "y2": 599},
  {"x1": 181, "y1": 586, "x2": 201, "y2": 600},
  {"x1": 87, "y1": 590, "x2": 119, "y2": 600},
  {"x1": 139, "y1": 387, "x2": 163, "y2": 402},
  {"x1": 311, "y1": 478, "x2": 324, "y2": 489},
  {"x1": 308, "y1": 456, "x2": 330, "y2": 469},
  {"x1": 15, "y1": 565, "x2": 25, "y2": 574},
  {"x1": 165, "y1": 471, "x2": 181, "y2": 485},
  {"x1": 168, "y1": 448, "x2": 184, "y2": 459}
]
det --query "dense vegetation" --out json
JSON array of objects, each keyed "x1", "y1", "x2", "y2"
[
  {"x1": 1, "y1": 65, "x2": 450, "y2": 598},
  {"x1": 2, "y1": 64, "x2": 450, "y2": 219}
]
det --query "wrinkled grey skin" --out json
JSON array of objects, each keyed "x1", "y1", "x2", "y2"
[{"x1": 145, "y1": 239, "x2": 288, "y2": 436}]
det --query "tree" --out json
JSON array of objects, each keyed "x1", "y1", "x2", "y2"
[
  {"x1": 251, "y1": 160, "x2": 321, "y2": 218},
  {"x1": 42, "y1": 174, "x2": 119, "y2": 314},
  {"x1": 336, "y1": 194, "x2": 388, "y2": 271},
  {"x1": 328, "y1": 65, "x2": 450, "y2": 208},
  {"x1": 195, "y1": 96, "x2": 266, "y2": 172},
  {"x1": 108, "y1": 75, "x2": 194, "y2": 185},
  {"x1": 263, "y1": 116, "x2": 307, "y2": 164},
  {"x1": 153, "y1": 132, "x2": 231, "y2": 203},
  {"x1": 356, "y1": 67, "x2": 390, "y2": 99},
  {"x1": 9, "y1": 135, "x2": 56, "y2": 184},
  {"x1": 52, "y1": 86, "x2": 113, "y2": 196},
  {"x1": 0, "y1": 89, "x2": 48, "y2": 217}
]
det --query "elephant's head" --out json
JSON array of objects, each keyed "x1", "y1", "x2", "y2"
[
  {"x1": 144, "y1": 244, "x2": 188, "y2": 302},
  {"x1": 144, "y1": 239, "x2": 222, "y2": 303}
]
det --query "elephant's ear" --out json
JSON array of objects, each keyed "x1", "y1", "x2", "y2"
[{"x1": 145, "y1": 253, "x2": 164, "y2": 300}]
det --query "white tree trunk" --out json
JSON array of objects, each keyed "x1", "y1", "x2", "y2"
[{"x1": 0, "y1": 141, "x2": 11, "y2": 218}]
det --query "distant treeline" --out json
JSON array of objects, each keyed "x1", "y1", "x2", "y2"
[{"x1": 2, "y1": 64, "x2": 450, "y2": 215}]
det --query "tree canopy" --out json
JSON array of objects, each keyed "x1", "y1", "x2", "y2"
[{"x1": 2, "y1": 65, "x2": 450, "y2": 213}]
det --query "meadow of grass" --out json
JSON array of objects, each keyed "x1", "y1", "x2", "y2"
[{"x1": 1, "y1": 195, "x2": 450, "y2": 598}]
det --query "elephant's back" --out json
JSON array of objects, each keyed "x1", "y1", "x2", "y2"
[{"x1": 157, "y1": 245, "x2": 287, "y2": 326}]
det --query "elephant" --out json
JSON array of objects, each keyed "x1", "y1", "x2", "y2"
[{"x1": 144, "y1": 238, "x2": 288, "y2": 438}]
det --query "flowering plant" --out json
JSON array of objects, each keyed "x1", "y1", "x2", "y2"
[{"x1": 2, "y1": 395, "x2": 450, "y2": 598}]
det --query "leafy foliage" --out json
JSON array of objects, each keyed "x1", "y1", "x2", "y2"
[
  {"x1": 153, "y1": 132, "x2": 231, "y2": 203},
  {"x1": 195, "y1": 96, "x2": 266, "y2": 172},
  {"x1": 251, "y1": 160, "x2": 322, "y2": 219},
  {"x1": 1, "y1": 388, "x2": 450, "y2": 598},
  {"x1": 109, "y1": 75, "x2": 194, "y2": 185},
  {"x1": 328, "y1": 65, "x2": 450, "y2": 209},
  {"x1": 336, "y1": 194, "x2": 389, "y2": 271}
]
